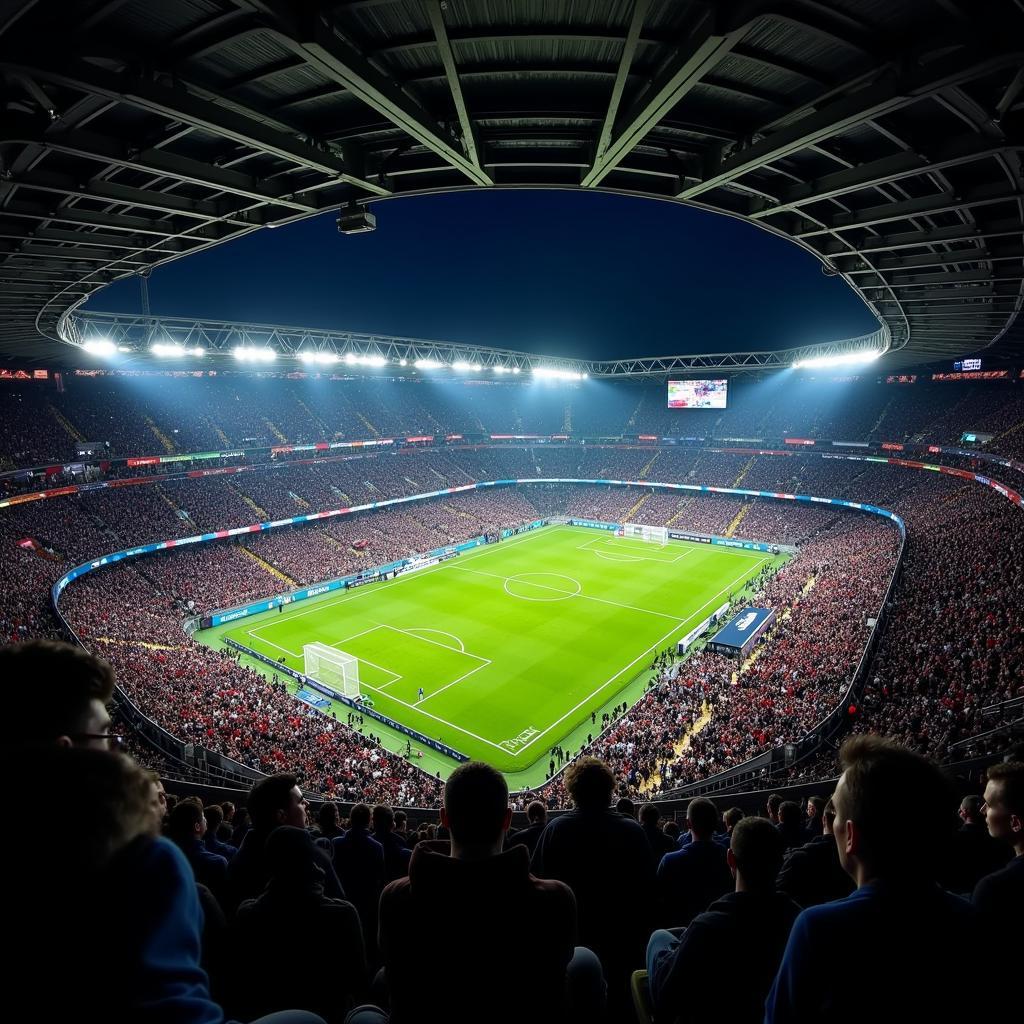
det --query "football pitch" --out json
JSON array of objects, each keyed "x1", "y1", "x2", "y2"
[{"x1": 204, "y1": 526, "x2": 786, "y2": 784}]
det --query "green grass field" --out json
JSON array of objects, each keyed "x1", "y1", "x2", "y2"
[{"x1": 202, "y1": 526, "x2": 786, "y2": 785}]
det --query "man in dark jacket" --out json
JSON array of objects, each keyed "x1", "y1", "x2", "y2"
[
  {"x1": 507, "y1": 800, "x2": 548, "y2": 856},
  {"x1": 766, "y1": 736, "x2": 985, "y2": 1024},
  {"x1": 656, "y1": 798, "x2": 732, "y2": 926},
  {"x1": 372, "y1": 804, "x2": 412, "y2": 881},
  {"x1": 648, "y1": 817, "x2": 801, "y2": 1024},
  {"x1": 639, "y1": 802, "x2": 676, "y2": 867},
  {"x1": 227, "y1": 773, "x2": 343, "y2": 912},
  {"x1": 167, "y1": 799, "x2": 229, "y2": 907},
  {"x1": 203, "y1": 805, "x2": 238, "y2": 862},
  {"x1": 941, "y1": 794, "x2": 1011, "y2": 895},
  {"x1": 972, "y1": 761, "x2": 1024, "y2": 948},
  {"x1": 359, "y1": 762, "x2": 593, "y2": 1024},
  {"x1": 532, "y1": 757, "x2": 655, "y2": 1012},
  {"x1": 333, "y1": 802, "x2": 385, "y2": 955},
  {"x1": 232, "y1": 827, "x2": 365, "y2": 1023},
  {"x1": 777, "y1": 798, "x2": 854, "y2": 908}
]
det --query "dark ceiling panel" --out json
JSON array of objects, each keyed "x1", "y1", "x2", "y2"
[{"x1": 0, "y1": 0, "x2": 1020, "y2": 368}]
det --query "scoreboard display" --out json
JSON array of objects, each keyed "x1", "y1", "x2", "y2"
[{"x1": 668, "y1": 379, "x2": 728, "y2": 409}]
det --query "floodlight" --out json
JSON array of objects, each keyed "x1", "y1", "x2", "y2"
[
  {"x1": 792, "y1": 350, "x2": 882, "y2": 370},
  {"x1": 83, "y1": 339, "x2": 116, "y2": 356}
]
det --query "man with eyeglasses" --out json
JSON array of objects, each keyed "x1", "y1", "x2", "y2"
[{"x1": 0, "y1": 639, "x2": 121, "y2": 749}]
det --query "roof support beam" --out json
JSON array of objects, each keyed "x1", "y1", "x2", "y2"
[
  {"x1": 6, "y1": 169, "x2": 250, "y2": 222},
  {"x1": 797, "y1": 184, "x2": 1023, "y2": 237},
  {"x1": 587, "y1": 0, "x2": 650, "y2": 184},
  {"x1": 884, "y1": 267, "x2": 1024, "y2": 287},
  {"x1": 818, "y1": 219, "x2": 1024, "y2": 255},
  {"x1": 680, "y1": 41, "x2": 1024, "y2": 200},
  {"x1": 0, "y1": 200, "x2": 206, "y2": 238},
  {"x1": 582, "y1": 4, "x2": 742, "y2": 188},
  {"x1": 240, "y1": 1, "x2": 490, "y2": 186},
  {"x1": 0, "y1": 58, "x2": 389, "y2": 195},
  {"x1": 424, "y1": 0, "x2": 487, "y2": 181},
  {"x1": 25, "y1": 127, "x2": 322, "y2": 212},
  {"x1": 751, "y1": 138, "x2": 1023, "y2": 217},
  {"x1": 0, "y1": 224, "x2": 190, "y2": 253}
]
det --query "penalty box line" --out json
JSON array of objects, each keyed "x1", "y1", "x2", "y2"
[
  {"x1": 238, "y1": 627, "x2": 508, "y2": 754},
  {"x1": 577, "y1": 535, "x2": 695, "y2": 565},
  {"x1": 243, "y1": 625, "x2": 403, "y2": 688},
  {"x1": 508, "y1": 555, "x2": 769, "y2": 758}
]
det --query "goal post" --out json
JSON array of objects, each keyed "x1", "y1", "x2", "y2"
[
  {"x1": 623, "y1": 522, "x2": 669, "y2": 546},
  {"x1": 303, "y1": 643, "x2": 360, "y2": 698}
]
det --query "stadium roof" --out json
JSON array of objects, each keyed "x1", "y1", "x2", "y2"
[{"x1": 1, "y1": 0, "x2": 1022, "y2": 369}]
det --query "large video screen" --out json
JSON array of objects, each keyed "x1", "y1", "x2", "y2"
[{"x1": 667, "y1": 379, "x2": 728, "y2": 409}]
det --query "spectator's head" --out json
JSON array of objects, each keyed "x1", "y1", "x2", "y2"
[
  {"x1": 639, "y1": 803, "x2": 661, "y2": 827},
  {"x1": 766, "y1": 793, "x2": 783, "y2": 823},
  {"x1": 372, "y1": 804, "x2": 395, "y2": 833},
  {"x1": 247, "y1": 774, "x2": 307, "y2": 832},
  {"x1": 232, "y1": 807, "x2": 250, "y2": 835},
  {"x1": 394, "y1": 809, "x2": 408, "y2": 833},
  {"x1": 349, "y1": 803, "x2": 371, "y2": 830},
  {"x1": 664, "y1": 821, "x2": 681, "y2": 840},
  {"x1": 1, "y1": 641, "x2": 115, "y2": 749},
  {"x1": 822, "y1": 798, "x2": 837, "y2": 836},
  {"x1": 807, "y1": 795, "x2": 827, "y2": 822},
  {"x1": 441, "y1": 761, "x2": 511, "y2": 859},
  {"x1": 686, "y1": 798, "x2": 718, "y2": 840},
  {"x1": 527, "y1": 800, "x2": 548, "y2": 826},
  {"x1": 146, "y1": 770, "x2": 167, "y2": 825},
  {"x1": 959, "y1": 795, "x2": 983, "y2": 824},
  {"x1": 221, "y1": 801, "x2": 235, "y2": 823},
  {"x1": 15, "y1": 747, "x2": 157, "y2": 878},
  {"x1": 564, "y1": 757, "x2": 615, "y2": 811},
  {"x1": 317, "y1": 802, "x2": 339, "y2": 833},
  {"x1": 779, "y1": 801, "x2": 802, "y2": 832},
  {"x1": 723, "y1": 807, "x2": 744, "y2": 833},
  {"x1": 833, "y1": 736, "x2": 954, "y2": 883},
  {"x1": 616, "y1": 797, "x2": 636, "y2": 819},
  {"x1": 729, "y1": 817, "x2": 786, "y2": 891},
  {"x1": 167, "y1": 798, "x2": 206, "y2": 846},
  {"x1": 982, "y1": 762, "x2": 1024, "y2": 854},
  {"x1": 205, "y1": 804, "x2": 225, "y2": 837},
  {"x1": 265, "y1": 826, "x2": 325, "y2": 890}
]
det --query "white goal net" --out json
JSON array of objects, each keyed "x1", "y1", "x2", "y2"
[
  {"x1": 623, "y1": 522, "x2": 669, "y2": 546},
  {"x1": 303, "y1": 643, "x2": 360, "y2": 698}
]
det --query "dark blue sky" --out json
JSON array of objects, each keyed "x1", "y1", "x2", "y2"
[{"x1": 95, "y1": 189, "x2": 877, "y2": 360}]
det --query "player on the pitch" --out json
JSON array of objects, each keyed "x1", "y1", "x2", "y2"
[{"x1": 418, "y1": 686, "x2": 425, "y2": 702}]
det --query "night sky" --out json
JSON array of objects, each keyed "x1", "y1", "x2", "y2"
[{"x1": 95, "y1": 189, "x2": 878, "y2": 360}]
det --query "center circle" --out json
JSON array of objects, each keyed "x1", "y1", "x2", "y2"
[{"x1": 503, "y1": 572, "x2": 583, "y2": 602}]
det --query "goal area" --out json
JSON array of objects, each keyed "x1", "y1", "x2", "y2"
[
  {"x1": 303, "y1": 643, "x2": 360, "y2": 698},
  {"x1": 622, "y1": 522, "x2": 669, "y2": 546}
]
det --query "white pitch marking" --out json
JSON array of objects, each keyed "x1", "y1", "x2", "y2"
[
  {"x1": 418, "y1": 659, "x2": 491, "y2": 704},
  {"x1": 404, "y1": 627, "x2": 467, "y2": 652},
  {"x1": 452, "y1": 564, "x2": 687, "y2": 622},
  {"x1": 503, "y1": 572, "x2": 583, "y2": 602},
  {"x1": 244, "y1": 525, "x2": 578, "y2": 631},
  {"x1": 509, "y1": 555, "x2": 769, "y2": 756}
]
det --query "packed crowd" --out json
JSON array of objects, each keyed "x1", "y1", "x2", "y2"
[
  {"x1": 1, "y1": 419, "x2": 1021, "y2": 808},
  {"x1": 8, "y1": 649, "x2": 1022, "y2": 1023},
  {"x1": 2, "y1": 373, "x2": 1021, "y2": 471}
]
